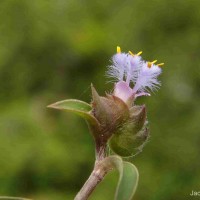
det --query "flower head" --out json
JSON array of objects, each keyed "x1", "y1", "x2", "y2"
[
  {"x1": 107, "y1": 47, "x2": 142, "y2": 84},
  {"x1": 48, "y1": 46, "x2": 165, "y2": 158},
  {"x1": 107, "y1": 46, "x2": 164, "y2": 103}
]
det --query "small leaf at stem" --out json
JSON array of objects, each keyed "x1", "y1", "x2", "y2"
[
  {"x1": 115, "y1": 161, "x2": 139, "y2": 200},
  {"x1": 47, "y1": 99, "x2": 101, "y2": 139},
  {"x1": 98, "y1": 156, "x2": 139, "y2": 200}
]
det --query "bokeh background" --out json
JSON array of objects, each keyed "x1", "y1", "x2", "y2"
[{"x1": 0, "y1": 0, "x2": 200, "y2": 199}]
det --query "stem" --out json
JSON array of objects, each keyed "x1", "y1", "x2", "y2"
[
  {"x1": 74, "y1": 161, "x2": 108, "y2": 200},
  {"x1": 95, "y1": 140, "x2": 107, "y2": 161},
  {"x1": 74, "y1": 142, "x2": 107, "y2": 200}
]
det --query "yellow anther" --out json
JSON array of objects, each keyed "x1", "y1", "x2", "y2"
[
  {"x1": 137, "y1": 51, "x2": 142, "y2": 56},
  {"x1": 147, "y1": 62, "x2": 152, "y2": 68},
  {"x1": 117, "y1": 46, "x2": 121, "y2": 53},
  {"x1": 129, "y1": 51, "x2": 134, "y2": 56},
  {"x1": 157, "y1": 63, "x2": 164, "y2": 67},
  {"x1": 147, "y1": 60, "x2": 158, "y2": 68},
  {"x1": 151, "y1": 60, "x2": 157, "y2": 64}
]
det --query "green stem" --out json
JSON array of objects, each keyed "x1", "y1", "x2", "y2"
[{"x1": 74, "y1": 142, "x2": 107, "y2": 200}]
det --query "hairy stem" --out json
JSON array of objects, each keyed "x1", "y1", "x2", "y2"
[
  {"x1": 95, "y1": 141, "x2": 107, "y2": 161},
  {"x1": 74, "y1": 161, "x2": 109, "y2": 200},
  {"x1": 74, "y1": 143, "x2": 108, "y2": 200}
]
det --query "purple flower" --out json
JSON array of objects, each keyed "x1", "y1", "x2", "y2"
[{"x1": 107, "y1": 46, "x2": 164, "y2": 103}]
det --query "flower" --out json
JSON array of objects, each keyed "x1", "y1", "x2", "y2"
[
  {"x1": 107, "y1": 46, "x2": 164, "y2": 104},
  {"x1": 48, "y1": 46, "x2": 164, "y2": 158}
]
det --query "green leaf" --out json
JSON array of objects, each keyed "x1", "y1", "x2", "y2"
[
  {"x1": 0, "y1": 197, "x2": 32, "y2": 200},
  {"x1": 99, "y1": 156, "x2": 139, "y2": 200},
  {"x1": 115, "y1": 161, "x2": 139, "y2": 200},
  {"x1": 47, "y1": 99, "x2": 100, "y2": 139},
  {"x1": 47, "y1": 99, "x2": 92, "y2": 112}
]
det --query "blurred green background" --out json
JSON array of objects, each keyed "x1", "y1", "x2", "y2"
[{"x1": 0, "y1": 0, "x2": 200, "y2": 199}]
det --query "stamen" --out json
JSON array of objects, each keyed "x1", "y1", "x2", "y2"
[
  {"x1": 117, "y1": 46, "x2": 121, "y2": 54},
  {"x1": 157, "y1": 63, "x2": 164, "y2": 67},
  {"x1": 147, "y1": 60, "x2": 157, "y2": 68},
  {"x1": 129, "y1": 51, "x2": 134, "y2": 56},
  {"x1": 147, "y1": 62, "x2": 152, "y2": 68},
  {"x1": 137, "y1": 51, "x2": 142, "y2": 56},
  {"x1": 151, "y1": 60, "x2": 157, "y2": 64}
]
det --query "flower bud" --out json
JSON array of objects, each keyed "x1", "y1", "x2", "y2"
[
  {"x1": 91, "y1": 85, "x2": 149, "y2": 157},
  {"x1": 91, "y1": 84, "x2": 129, "y2": 139},
  {"x1": 109, "y1": 105, "x2": 149, "y2": 157}
]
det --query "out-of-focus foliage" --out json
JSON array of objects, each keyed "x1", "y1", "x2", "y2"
[{"x1": 0, "y1": 0, "x2": 200, "y2": 199}]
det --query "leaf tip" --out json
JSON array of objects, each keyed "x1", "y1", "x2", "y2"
[{"x1": 47, "y1": 103, "x2": 58, "y2": 109}]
